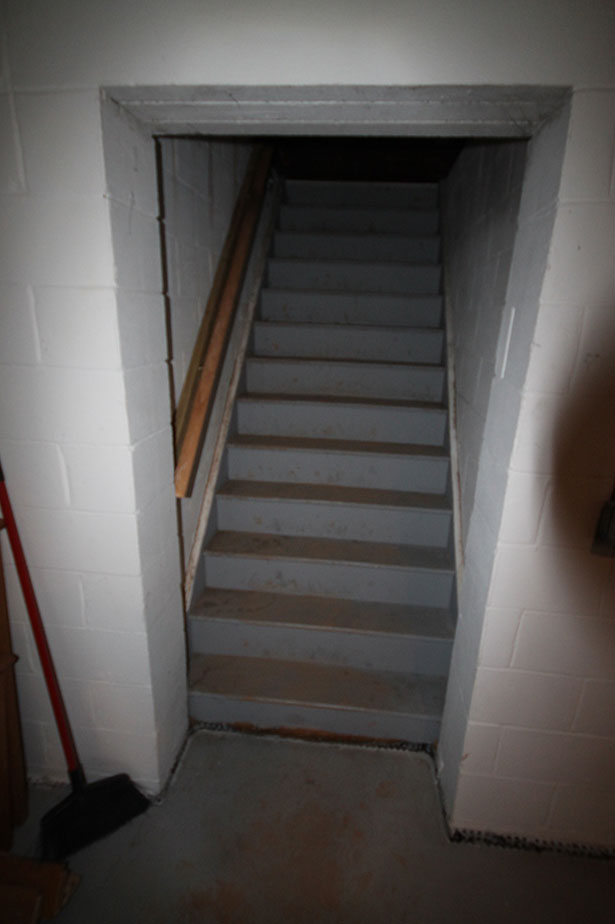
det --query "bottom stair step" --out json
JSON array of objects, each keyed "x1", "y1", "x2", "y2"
[
  {"x1": 188, "y1": 653, "x2": 446, "y2": 743},
  {"x1": 189, "y1": 589, "x2": 454, "y2": 675}
]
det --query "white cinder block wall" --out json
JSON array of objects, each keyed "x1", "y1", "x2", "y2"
[
  {"x1": 159, "y1": 138, "x2": 253, "y2": 561},
  {"x1": 0, "y1": 87, "x2": 182, "y2": 791},
  {"x1": 437, "y1": 132, "x2": 534, "y2": 811},
  {"x1": 101, "y1": 98, "x2": 188, "y2": 789},
  {"x1": 0, "y1": 0, "x2": 613, "y2": 836},
  {"x1": 443, "y1": 93, "x2": 615, "y2": 847}
]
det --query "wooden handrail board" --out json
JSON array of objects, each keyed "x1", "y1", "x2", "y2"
[
  {"x1": 174, "y1": 147, "x2": 270, "y2": 452},
  {"x1": 182, "y1": 177, "x2": 282, "y2": 609},
  {"x1": 174, "y1": 145, "x2": 273, "y2": 498}
]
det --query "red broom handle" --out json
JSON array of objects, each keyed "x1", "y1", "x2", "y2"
[{"x1": 0, "y1": 460, "x2": 80, "y2": 774}]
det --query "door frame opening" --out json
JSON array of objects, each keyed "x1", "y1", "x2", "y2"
[{"x1": 100, "y1": 82, "x2": 571, "y2": 807}]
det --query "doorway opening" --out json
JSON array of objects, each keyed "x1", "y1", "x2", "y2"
[{"x1": 101, "y1": 83, "x2": 570, "y2": 804}]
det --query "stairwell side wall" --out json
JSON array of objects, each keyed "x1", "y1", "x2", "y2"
[
  {"x1": 452, "y1": 90, "x2": 615, "y2": 848},
  {"x1": 440, "y1": 140, "x2": 527, "y2": 547},
  {"x1": 438, "y1": 104, "x2": 570, "y2": 821},
  {"x1": 158, "y1": 138, "x2": 254, "y2": 570}
]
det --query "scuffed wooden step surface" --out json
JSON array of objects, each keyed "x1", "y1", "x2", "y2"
[
  {"x1": 217, "y1": 479, "x2": 450, "y2": 508},
  {"x1": 206, "y1": 530, "x2": 454, "y2": 570},
  {"x1": 226, "y1": 435, "x2": 450, "y2": 494},
  {"x1": 237, "y1": 394, "x2": 447, "y2": 445},
  {"x1": 189, "y1": 588, "x2": 454, "y2": 675},
  {"x1": 245, "y1": 356, "x2": 445, "y2": 402},
  {"x1": 204, "y1": 531, "x2": 455, "y2": 608},
  {"x1": 267, "y1": 257, "x2": 441, "y2": 294},
  {"x1": 259, "y1": 289, "x2": 443, "y2": 328},
  {"x1": 253, "y1": 321, "x2": 443, "y2": 363},
  {"x1": 216, "y1": 480, "x2": 452, "y2": 546},
  {"x1": 189, "y1": 653, "x2": 446, "y2": 742},
  {"x1": 272, "y1": 230, "x2": 441, "y2": 263},
  {"x1": 192, "y1": 588, "x2": 454, "y2": 636}
]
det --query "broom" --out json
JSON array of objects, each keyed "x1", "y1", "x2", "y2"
[{"x1": 0, "y1": 458, "x2": 149, "y2": 860}]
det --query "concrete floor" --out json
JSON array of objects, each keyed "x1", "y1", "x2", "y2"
[{"x1": 13, "y1": 730, "x2": 615, "y2": 923}]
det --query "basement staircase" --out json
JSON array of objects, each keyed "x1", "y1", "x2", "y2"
[{"x1": 188, "y1": 178, "x2": 457, "y2": 744}]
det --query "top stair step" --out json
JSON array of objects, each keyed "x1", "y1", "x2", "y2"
[
  {"x1": 267, "y1": 258, "x2": 441, "y2": 295},
  {"x1": 279, "y1": 205, "x2": 439, "y2": 235},
  {"x1": 272, "y1": 231, "x2": 441, "y2": 264},
  {"x1": 284, "y1": 180, "x2": 439, "y2": 210}
]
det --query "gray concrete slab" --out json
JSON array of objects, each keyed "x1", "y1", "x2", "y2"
[{"x1": 13, "y1": 730, "x2": 614, "y2": 924}]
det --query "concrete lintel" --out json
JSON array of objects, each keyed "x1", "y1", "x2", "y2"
[{"x1": 105, "y1": 85, "x2": 569, "y2": 138}]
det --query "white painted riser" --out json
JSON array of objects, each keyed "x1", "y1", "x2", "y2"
[
  {"x1": 226, "y1": 440, "x2": 450, "y2": 494},
  {"x1": 245, "y1": 357, "x2": 445, "y2": 402},
  {"x1": 215, "y1": 489, "x2": 452, "y2": 547},
  {"x1": 267, "y1": 258, "x2": 441, "y2": 294},
  {"x1": 237, "y1": 396, "x2": 447, "y2": 446},
  {"x1": 252, "y1": 322, "x2": 444, "y2": 363},
  {"x1": 260, "y1": 290, "x2": 443, "y2": 328},
  {"x1": 273, "y1": 231, "x2": 440, "y2": 263}
]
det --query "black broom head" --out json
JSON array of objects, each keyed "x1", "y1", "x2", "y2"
[{"x1": 40, "y1": 773, "x2": 150, "y2": 861}]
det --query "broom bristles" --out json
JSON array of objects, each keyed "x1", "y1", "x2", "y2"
[{"x1": 41, "y1": 773, "x2": 149, "y2": 861}]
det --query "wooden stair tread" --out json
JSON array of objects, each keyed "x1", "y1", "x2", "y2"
[
  {"x1": 192, "y1": 588, "x2": 455, "y2": 639},
  {"x1": 218, "y1": 480, "x2": 451, "y2": 510},
  {"x1": 189, "y1": 653, "x2": 447, "y2": 718},
  {"x1": 239, "y1": 392, "x2": 447, "y2": 412},
  {"x1": 228, "y1": 434, "x2": 449, "y2": 458},
  {"x1": 206, "y1": 531, "x2": 455, "y2": 571}
]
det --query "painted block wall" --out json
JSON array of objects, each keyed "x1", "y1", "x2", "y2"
[
  {"x1": 100, "y1": 97, "x2": 188, "y2": 789},
  {"x1": 0, "y1": 0, "x2": 614, "y2": 829},
  {"x1": 437, "y1": 112, "x2": 567, "y2": 816},
  {"x1": 159, "y1": 138, "x2": 252, "y2": 562},
  {"x1": 2, "y1": 0, "x2": 614, "y2": 87},
  {"x1": 0, "y1": 87, "x2": 178, "y2": 791},
  {"x1": 448, "y1": 91, "x2": 615, "y2": 847},
  {"x1": 442, "y1": 139, "x2": 527, "y2": 542}
]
